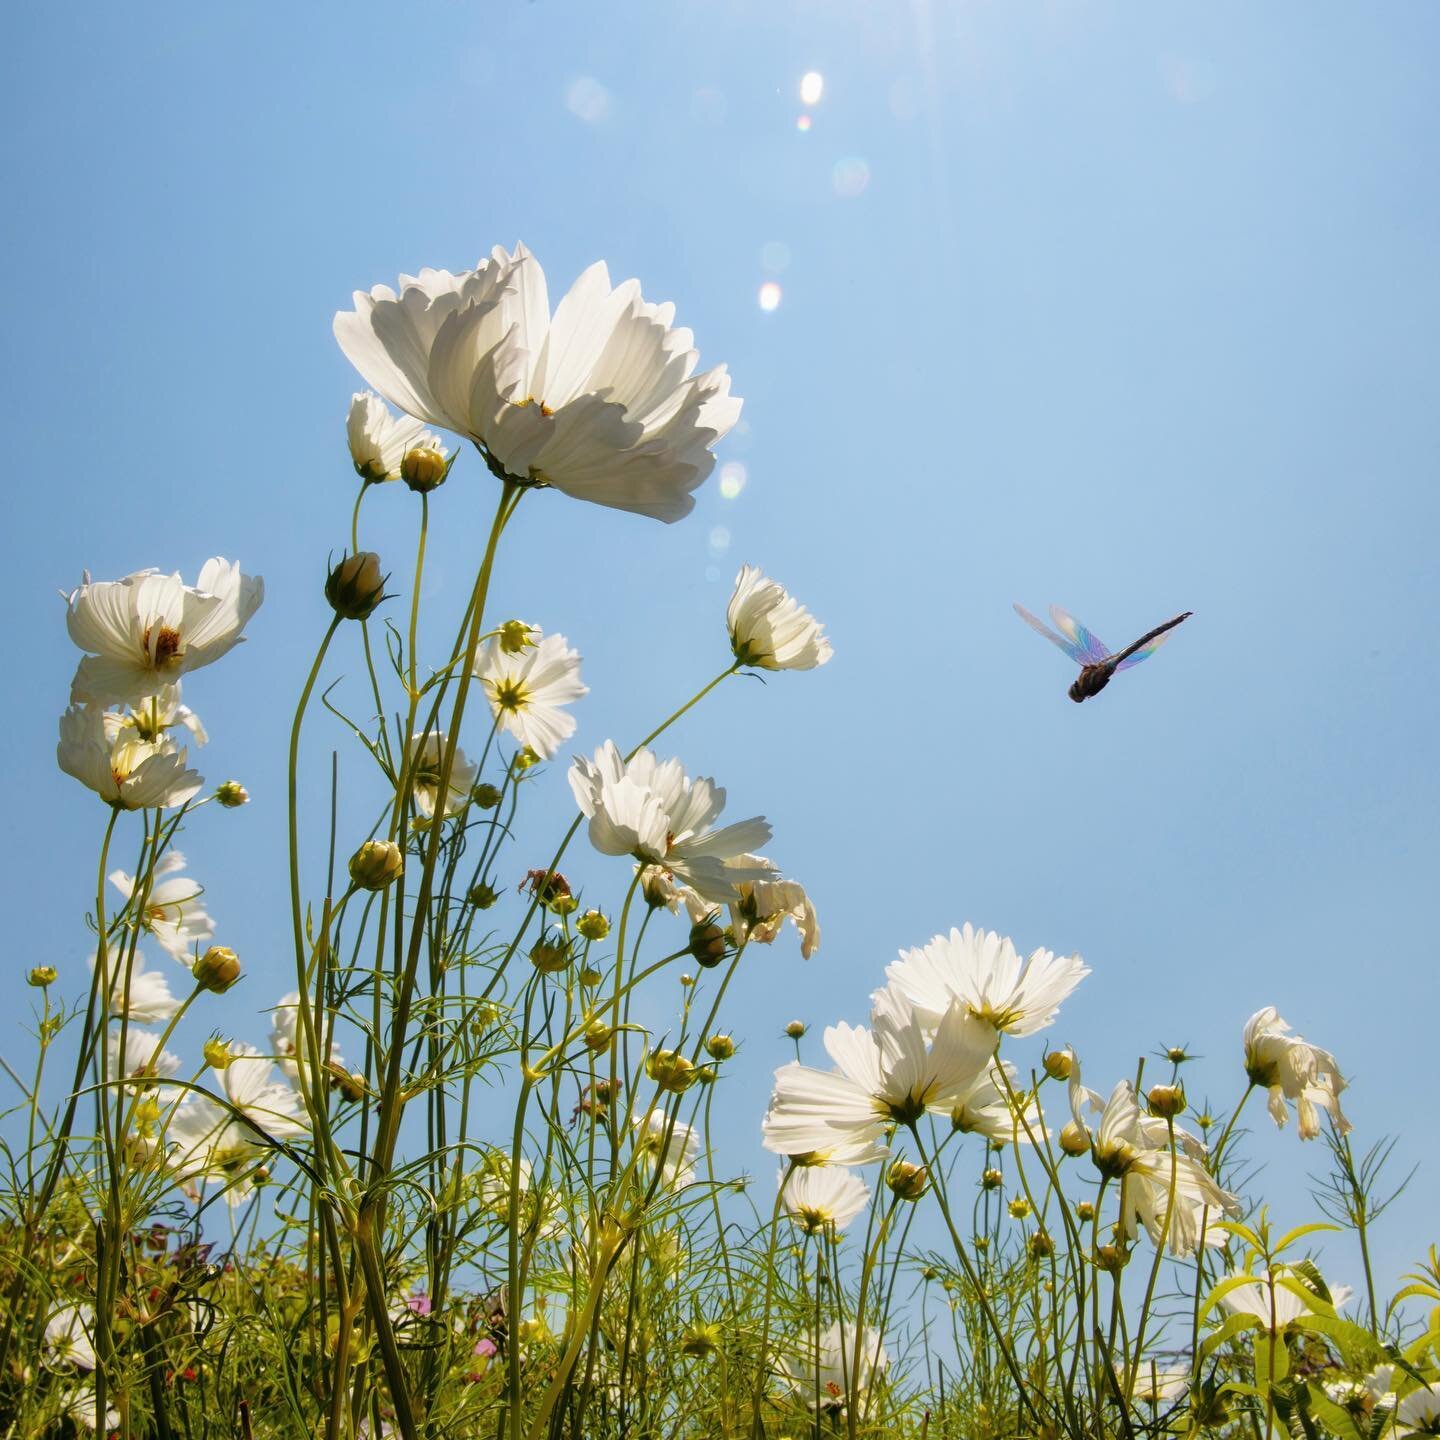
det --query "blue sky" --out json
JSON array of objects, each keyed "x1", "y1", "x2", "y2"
[{"x1": 3, "y1": 2, "x2": 1437, "y2": 1293}]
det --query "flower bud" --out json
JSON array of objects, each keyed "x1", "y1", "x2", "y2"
[
  {"x1": 470, "y1": 1001, "x2": 501, "y2": 1033},
  {"x1": 1043, "y1": 1048, "x2": 1075, "y2": 1082},
  {"x1": 694, "y1": 1064, "x2": 718, "y2": 1085},
  {"x1": 705, "y1": 1033, "x2": 736, "y2": 1061},
  {"x1": 468, "y1": 882, "x2": 500, "y2": 910},
  {"x1": 550, "y1": 894, "x2": 579, "y2": 918},
  {"x1": 1095, "y1": 1244, "x2": 1129, "y2": 1274},
  {"x1": 498, "y1": 620, "x2": 536, "y2": 654},
  {"x1": 27, "y1": 966, "x2": 57, "y2": 987},
  {"x1": 1028, "y1": 1230, "x2": 1055, "y2": 1259},
  {"x1": 349, "y1": 839, "x2": 403, "y2": 891},
  {"x1": 1196, "y1": 1111, "x2": 1216, "y2": 1131},
  {"x1": 687, "y1": 920, "x2": 728, "y2": 969},
  {"x1": 921, "y1": 1266, "x2": 938, "y2": 1281},
  {"x1": 886, "y1": 1159, "x2": 929, "y2": 1201},
  {"x1": 1146, "y1": 1083, "x2": 1187, "y2": 1119},
  {"x1": 327, "y1": 1062, "x2": 367, "y2": 1101},
  {"x1": 529, "y1": 934, "x2": 570, "y2": 975},
  {"x1": 1166, "y1": 1046, "x2": 1191, "y2": 1064},
  {"x1": 214, "y1": 781, "x2": 250, "y2": 808},
  {"x1": 641, "y1": 869, "x2": 675, "y2": 909},
  {"x1": 1008, "y1": 1197, "x2": 1032, "y2": 1220},
  {"x1": 646, "y1": 1049, "x2": 696, "y2": 1094},
  {"x1": 325, "y1": 551, "x2": 387, "y2": 621},
  {"x1": 583, "y1": 1020, "x2": 613, "y2": 1053},
  {"x1": 1075, "y1": 1200, "x2": 1096, "y2": 1223},
  {"x1": 1059, "y1": 1122, "x2": 1090, "y2": 1157},
  {"x1": 981, "y1": 1168, "x2": 1003, "y2": 1191},
  {"x1": 401, "y1": 444, "x2": 448, "y2": 493},
  {"x1": 511, "y1": 746, "x2": 541, "y2": 772},
  {"x1": 194, "y1": 946, "x2": 241, "y2": 994},
  {"x1": 679, "y1": 973, "x2": 695, "y2": 987},
  {"x1": 680, "y1": 1322, "x2": 721, "y2": 1358},
  {"x1": 579, "y1": 966, "x2": 603, "y2": 988},
  {"x1": 784, "y1": 1020, "x2": 807, "y2": 1040},
  {"x1": 471, "y1": 783, "x2": 503, "y2": 811},
  {"x1": 576, "y1": 910, "x2": 610, "y2": 942},
  {"x1": 203, "y1": 1037, "x2": 233, "y2": 1069}
]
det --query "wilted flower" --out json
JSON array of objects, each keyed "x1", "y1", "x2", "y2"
[
  {"x1": 109, "y1": 852, "x2": 213, "y2": 964},
  {"x1": 731, "y1": 872, "x2": 820, "y2": 959},
  {"x1": 346, "y1": 391, "x2": 447, "y2": 483},
  {"x1": 727, "y1": 565, "x2": 833, "y2": 671},
  {"x1": 405, "y1": 731, "x2": 478, "y2": 823},
  {"x1": 780, "y1": 1321, "x2": 887, "y2": 1412},
  {"x1": 1242, "y1": 1006, "x2": 1350, "y2": 1139},
  {"x1": 334, "y1": 244, "x2": 742, "y2": 522},
  {"x1": 66, "y1": 558, "x2": 263, "y2": 706},
  {"x1": 473, "y1": 629, "x2": 587, "y2": 760},
  {"x1": 885, "y1": 923, "x2": 1088, "y2": 1039},
  {"x1": 58, "y1": 704, "x2": 203, "y2": 810},
  {"x1": 569, "y1": 741, "x2": 773, "y2": 903}
]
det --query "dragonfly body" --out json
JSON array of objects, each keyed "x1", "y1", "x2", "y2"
[{"x1": 1014, "y1": 604, "x2": 1192, "y2": 703}]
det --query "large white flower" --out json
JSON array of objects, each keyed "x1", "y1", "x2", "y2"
[
  {"x1": 103, "y1": 683, "x2": 207, "y2": 747},
  {"x1": 569, "y1": 741, "x2": 773, "y2": 903},
  {"x1": 58, "y1": 704, "x2": 203, "y2": 810},
  {"x1": 474, "y1": 630, "x2": 587, "y2": 759},
  {"x1": 1243, "y1": 1006, "x2": 1350, "y2": 1139},
  {"x1": 404, "y1": 731, "x2": 478, "y2": 823},
  {"x1": 269, "y1": 991, "x2": 345, "y2": 1084},
  {"x1": 947, "y1": 1060, "x2": 1046, "y2": 1146},
  {"x1": 780, "y1": 1321, "x2": 888, "y2": 1412},
  {"x1": 90, "y1": 950, "x2": 180, "y2": 1024},
  {"x1": 762, "y1": 986, "x2": 995, "y2": 1165},
  {"x1": 782, "y1": 1164, "x2": 871, "y2": 1234},
  {"x1": 44, "y1": 1306, "x2": 97, "y2": 1371},
  {"x1": 67, "y1": 558, "x2": 263, "y2": 706},
  {"x1": 1220, "y1": 1266, "x2": 1351, "y2": 1334},
  {"x1": 1083, "y1": 1081, "x2": 1240, "y2": 1257},
  {"x1": 731, "y1": 872, "x2": 820, "y2": 959},
  {"x1": 334, "y1": 244, "x2": 742, "y2": 522},
  {"x1": 168, "y1": 1044, "x2": 309, "y2": 1202},
  {"x1": 346, "y1": 391, "x2": 448, "y2": 483},
  {"x1": 106, "y1": 1025, "x2": 181, "y2": 1084},
  {"x1": 1396, "y1": 1385, "x2": 1440, "y2": 1438},
  {"x1": 109, "y1": 851, "x2": 213, "y2": 965},
  {"x1": 885, "y1": 923, "x2": 1088, "y2": 1038},
  {"x1": 633, "y1": 1111, "x2": 699, "y2": 1188},
  {"x1": 727, "y1": 566, "x2": 833, "y2": 671}
]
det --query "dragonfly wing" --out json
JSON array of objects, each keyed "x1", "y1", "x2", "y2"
[
  {"x1": 1113, "y1": 611, "x2": 1192, "y2": 671},
  {"x1": 1014, "y1": 603, "x2": 1089, "y2": 665},
  {"x1": 1048, "y1": 605, "x2": 1112, "y2": 664}
]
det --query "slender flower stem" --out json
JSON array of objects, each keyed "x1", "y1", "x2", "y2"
[
  {"x1": 848, "y1": 1195, "x2": 899, "y2": 1440},
  {"x1": 751, "y1": 1163, "x2": 796, "y2": 1437}
]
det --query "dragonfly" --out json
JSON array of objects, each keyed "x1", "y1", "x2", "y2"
[{"x1": 1013, "y1": 603, "x2": 1193, "y2": 703}]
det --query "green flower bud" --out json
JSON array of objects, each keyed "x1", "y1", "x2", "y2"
[
  {"x1": 27, "y1": 966, "x2": 57, "y2": 987},
  {"x1": 583, "y1": 1020, "x2": 613, "y2": 1053},
  {"x1": 471, "y1": 783, "x2": 503, "y2": 810},
  {"x1": 784, "y1": 1020, "x2": 807, "y2": 1040},
  {"x1": 498, "y1": 620, "x2": 536, "y2": 654},
  {"x1": 705, "y1": 1033, "x2": 736, "y2": 1061},
  {"x1": 529, "y1": 934, "x2": 570, "y2": 974},
  {"x1": 1147, "y1": 1083, "x2": 1186, "y2": 1119},
  {"x1": 214, "y1": 780, "x2": 250, "y2": 808},
  {"x1": 646, "y1": 1049, "x2": 696, "y2": 1094},
  {"x1": 1028, "y1": 1230, "x2": 1055, "y2": 1259},
  {"x1": 981, "y1": 1168, "x2": 1004, "y2": 1191},
  {"x1": 194, "y1": 946, "x2": 241, "y2": 994},
  {"x1": 325, "y1": 551, "x2": 387, "y2": 620},
  {"x1": 202, "y1": 1037, "x2": 233, "y2": 1069},
  {"x1": 1043, "y1": 1048, "x2": 1075, "y2": 1081},
  {"x1": 468, "y1": 882, "x2": 499, "y2": 910},
  {"x1": 401, "y1": 444, "x2": 449, "y2": 493},
  {"x1": 576, "y1": 910, "x2": 610, "y2": 942},
  {"x1": 886, "y1": 1160, "x2": 929, "y2": 1201},
  {"x1": 349, "y1": 839, "x2": 403, "y2": 891},
  {"x1": 1008, "y1": 1196, "x2": 1032, "y2": 1220},
  {"x1": 1059, "y1": 1122, "x2": 1090, "y2": 1157}
]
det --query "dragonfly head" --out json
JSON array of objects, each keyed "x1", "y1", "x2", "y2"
[{"x1": 1068, "y1": 677, "x2": 1088, "y2": 703}]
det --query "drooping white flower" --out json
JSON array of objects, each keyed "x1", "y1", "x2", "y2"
[
  {"x1": 948, "y1": 1060, "x2": 1046, "y2": 1146},
  {"x1": 1220, "y1": 1266, "x2": 1351, "y2": 1334},
  {"x1": 1396, "y1": 1385, "x2": 1440, "y2": 1438},
  {"x1": 780, "y1": 1320, "x2": 888, "y2": 1412},
  {"x1": 103, "y1": 683, "x2": 207, "y2": 747},
  {"x1": 1084, "y1": 1081, "x2": 1240, "y2": 1256},
  {"x1": 1243, "y1": 1007, "x2": 1351, "y2": 1139},
  {"x1": 404, "y1": 731, "x2": 478, "y2": 823},
  {"x1": 731, "y1": 872, "x2": 820, "y2": 959},
  {"x1": 781, "y1": 1165, "x2": 870, "y2": 1234},
  {"x1": 1130, "y1": 1360, "x2": 1189, "y2": 1405},
  {"x1": 168, "y1": 1044, "x2": 309, "y2": 1202},
  {"x1": 67, "y1": 559, "x2": 263, "y2": 706},
  {"x1": 727, "y1": 566, "x2": 833, "y2": 671},
  {"x1": 44, "y1": 1305, "x2": 97, "y2": 1371},
  {"x1": 109, "y1": 852, "x2": 213, "y2": 965},
  {"x1": 334, "y1": 244, "x2": 742, "y2": 522},
  {"x1": 885, "y1": 923, "x2": 1088, "y2": 1038},
  {"x1": 106, "y1": 1025, "x2": 181, "y2": 1084},
  {"x1": 762, "y1": 986, "x2": 995, "y2": 1165},
  {"x1": 269, "y1": 991, "x2": 344, "y2": 1084},
  {"x1": 346, "y1": 391, "x2": 448, "y2": 483},
  {"x1": 474, "y1": 630, "x2": 587, "y2": 759},
  {"x1": 569, "y1": 741, "x2": 773, "y2": 903},
  {"x1": 89, "y1": 950, "x2": 180, "y2": 1024},
  {"x1": 58, "y1": 704, "x2": 203, "y2": 810},
  {"x1": 633, "y1": 1111, "x2": 700, "y2": 1187}
]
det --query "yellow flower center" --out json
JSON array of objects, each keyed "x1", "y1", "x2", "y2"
[{"x1": 492, "y1": 677, "x2": 530, "y2": 714}]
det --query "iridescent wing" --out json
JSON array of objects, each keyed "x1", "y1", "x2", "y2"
[
  {"x1": 1013, "y1": 603, "x2": 1090, "y2": 665},
  {"x1": 1046, "y1": 605, "x2": 1112, "y2": 665},
  {"x1": 1113, "y1": 612, "x2": 1192, "y2": 671}
]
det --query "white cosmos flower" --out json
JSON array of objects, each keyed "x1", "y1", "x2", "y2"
[
  {"x1": 1396, "y1": 1386, "x2": 1440, "y2": 1438},
  {"x1": 731, "y1": 871, "x2": 820, "y2": 959},
  {"x1": 58, "y1": 704, "x2": 203, "y2": 810},
  {"x1": 1243, "y1": 1006, "x2": 1351, "y2": 1139},
  {"x1": 103, "y1": 683, "x2": 207, "y2": 747},
  {"x1": 109, "y1": 851, "x2": 213, "y2": 965},
  {"x1": 474, "y1": 630, "x2": 587, "y2": 759},
  {"x1": 762, "y1": 986, "x2": 995, "y2": 1165},
  {"x1": 1220, "y1": 1267, "x2": 1351, "y2": 1334},
  {"x1": 89, "y1": 950, "x2": 180, "y2": 1024},
  {"x1": 780, "y1": 1321, "x2": 887, "y2": 1412},
  {"x1": 781, "y1": 1165, "x2": 870, "y2": 1234},
  {"x1": 269, "y1": 991, "x2": 344, "y2": 1084},
  {"x1": 106, "y1": 1025, "x2": 181, "y2": 1084},
  {"x1": 1130, "y1": 1360, "x2": 1189, "y2": 1405},
  {"x1": 885, "y1": 923, "x2": 1088, "y2": 1038},
  {"x1": 633, "y1": 1111, "x2": 700, "y2": 1187},
  {"x1": 569, "y1": 741, "x2": 773, "y2": 904},
  {"x1": 169, "y1": 1044, "x2": 308, "y2": 1202},
  {"x1": 67, "y1": 558, "x2": 263, "y2": 706},
  {"x1": 404, "y1": 731, "x2": 478, "y2": 823},
  {"x1": 1084, "y1": 1081, "x2": 1240, "y2": 1256},
  {"x1": 334, "y1": 243, "x2": 742, "y2": 522},
  {"x1": 44, "y1": 1306, "x2": 98, "y2": 1371},
  {"x1": 948, "y1": 1060, "x2": 1046, "y2": 1146},
  {"x1": 727, "y1": 566, "x2": 833, "y2": 671},
  {"x1": 346, "y1": 391, "x2": 448, "y2": 483}
]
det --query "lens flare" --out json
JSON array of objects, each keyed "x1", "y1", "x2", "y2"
[
  {"x1": 708, "y1": 525, "x2": 732, "y2": 554},
  {"x1": 719, "y1": 462, "x2": 747, "y2": 500},
  {"x1": 795, "y1": 114, "x2": 812, "y2": 133},
  {"x1": 800, "y1": 71, "x2": 824, "y2": 106},
  {"x1": 832, "y1": 157, "x2": 870, "y2": 198},
  {"x1": 758, "y1": 282, "x2": 782, "y2": 312}
]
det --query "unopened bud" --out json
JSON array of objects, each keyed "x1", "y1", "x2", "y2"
[
  {"x1": 1059, "y1": 1122, "x2": 1090, "y2": 1157},
  {"x1": 784, "y1": 1020, "x2": 807, "y2": 1040},
  {"x1": 583, "y1": 1020, "x2": 613, "y2": 1053},
  {"x1": 194, "y1": 946, "x2": 241, "y2": 994},
  {"x1": 468, "y1": 882, "x2": 500, "y2": 910},
  {"x1": 214, "y1": 781, "x2": 250, "y2": 808},
  {"x1": 27, "y1": 966, "x2": 57, "y2": 988},
  {"x1": 579, "y1": 966, "x2": 603, "y2": 988},
  {"x1": 471, "y1": 783, "x2": 503, "y2": 811},
  {"x1": 1147, "y1": 1083, "x2": 1186, "y2": 1119},
  {"x1": 470, "y1": 1001, "x2": 501, "y2": 1033},
  {"x1": 694, "y1": 1063, "x2": 718, "y2": 1085},
  {"x1": 529, "y1": 934, "x2": 570, "y2": 975},
  {"x1": 499, "y1": 620, "x2": 536, "y2": 654},
  {"x1": 1028, "y1": 1230, "x2": 1055, "y2": 1259},
  {"x1": 401, "y1": 444, "x2": 448, "y2": 493},
  {"x1": 1008, "y1": 1197, "x2": 1032, "y2": 1220},
  {"x1": 680, "y1": 1322, "x2": 721, "y2": 1358},
  {"x1": 1043, "y1": 1048, "x2": 1075, "y2": 1082},
  {"x1": 349, "y1": 839, "x2": 403, "y2": 891},
  {"x1": 646, "y1": 1049, "x2": 696, "y2": 1094},
  {"x1": 511, "y1": 746, "x2": 541, "y2": 772},
  {"x1": 886, "y1": 1159, "x2": 929, "y2": 1201},
  {"x1": 705, "y1": 1033, "x2": 736, "y2": 1061},
  {"x1": 1166, "y1": 1046, "x2": 1191, "y2": 1065},
  {"x1": 981, "y1": 1168, "x2": 1003, "y2": 1191},
  {"x1": 576, "y1": 910, "x2": 610, "y2": 942},
  {"x1": 202, "y1": 1037, "x2": 233, "y2": 1070},
  {"x1": 687, "y1": 920, "x2": 728, "y2": 969},
  {"x1": 1095, "y1": 1244, "x2": 1128, "y2": 1273},
  {"x1": 1075, "y1": 1200, "x2": 1096, "y2": 1223},
  {"x1": 325, "y1": 551, "x2": 387, "y2": 620}
]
